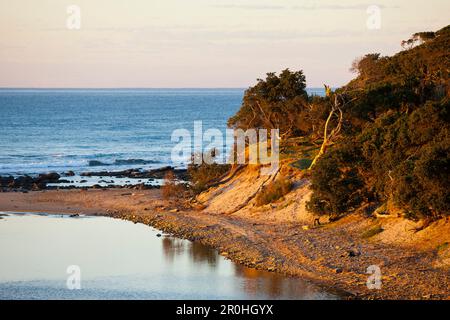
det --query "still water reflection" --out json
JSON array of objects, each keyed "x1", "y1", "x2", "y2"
[{"x1": 0, "y1": 213, "x2": 338, "y2": 300}]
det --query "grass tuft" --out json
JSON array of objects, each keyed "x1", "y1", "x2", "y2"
[
  {"x1": 256, "y1": 176, "x2": 293, "y2": 206},
  {"x1": 362, "y1": 225, "x2": 384, "y2": 239}
]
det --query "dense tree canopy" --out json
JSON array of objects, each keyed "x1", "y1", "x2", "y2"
[
  {"x1": 228, "y1": 69, "x2": 311, "y2": 137},
  {"x1": 228, "y1": 25, "x2": 450, "y2": 220},
  {"x1": 308, "y1": 25, "x2": 450, "y2": 220}
]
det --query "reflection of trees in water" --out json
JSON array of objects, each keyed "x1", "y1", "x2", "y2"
[
  {"x1": 161, "y1": 237, "x2": 185, "y2": 262},
  {"x1": 188, "y1": 242, "x2": 218, "y2": 267},
  {"x1": 161, "y1": 237, "x2": 218, "y2": 267},
  {"x1": 233, "y1": 264, "x2": 316, "y2": 299}
]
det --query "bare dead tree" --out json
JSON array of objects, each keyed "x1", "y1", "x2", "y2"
[{"x1": 308, "y1": 85, "x2": 351, "y2": 170}]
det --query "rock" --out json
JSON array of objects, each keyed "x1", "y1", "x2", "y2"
[
  {"x1": 31, "y1": 183, "x2": 43, "y2": 191},
  {"x1": 37, "y1": 172, "x2": 60, "y2": 183},
  {"x1": 156, "y1": 233, "x2": 162, "y2": 237},
  {"x1": 65, "y1": 171, "x2": 75, "y2": 177},
  {"x1": 348, "y1": 249, "x2": 361, "y2": 257},
  {"x1": 135, "y1": 183, "x2": 148, "y2": 190},
  {"x1": 335, "y1": 267, "x2": 343, "y2": 274},
  {"x1": 3, "y1": 175, "x2": 34, "y2": 190},
  {"x1": 69, "y1": 214, "x2": 80, "y2": 218},
  {"x1": 169, "y1": 208, "x2": 179, "y2": 213},
  {"x1": 0, "y1": 176, "x2": 14, "y2": 187}
]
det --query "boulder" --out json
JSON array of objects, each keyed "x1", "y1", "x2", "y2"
[{"x1": 37, "y1": 172, "x2": 60, "y2": 184}]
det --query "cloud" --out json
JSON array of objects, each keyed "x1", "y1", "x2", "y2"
[
  {"x1": 211, "y1": 4, "x2": 284, "y2": 10},
  {"x1": 211, "y1": 3, "x2": 399, "y2": 11},
  {"x1": 292, "y1": 4, "x2": 398, "y2": 10}
]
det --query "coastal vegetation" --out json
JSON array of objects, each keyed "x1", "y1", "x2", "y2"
[
  {"x1": 162, "y1": 171, "x2": 185, "y2": 199},
  {"x1": 227, "y1": 25, "x2": 450, "y2": 221},
  {"x1": 187, "y1": 159, "x2": 231, "y2": 194},
  {"x1": 255, "y1": 175, "x2": 293, "y2": 206}
]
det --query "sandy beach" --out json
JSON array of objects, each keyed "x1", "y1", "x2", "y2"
[{"x1": 1, "y1": 187, "x2": 449, "y2": 300}]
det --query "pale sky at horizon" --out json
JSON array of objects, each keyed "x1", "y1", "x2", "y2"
[{"x1": 0, "y1": 0, "x2": 449, "y2": 88}]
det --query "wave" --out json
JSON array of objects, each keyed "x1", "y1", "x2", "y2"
[
  {"x1": 88, "y1": 159, "x2": 160, "y2": 167},
  {"x1": 0, "y1": 157, "x2": 166, "y2": 176}
]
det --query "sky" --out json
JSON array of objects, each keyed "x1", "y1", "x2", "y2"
[{"x1": 0, "y1": 0, "x2": 448, "y2": 88}]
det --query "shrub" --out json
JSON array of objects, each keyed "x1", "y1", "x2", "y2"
[
  {"x1": 256, "y1": 176, "x2": 293, "y2": 206},
  {"x1": 362, "y1": 225, "x2": 384, "y2": 239},
  {"x1": 162, "y1": 171, "x2": 185, "y2": 199},
  {"x1": 306, "y1": 141, "x2": 366, "y2": 219},
  {"x1": 227, "y1": 69, "x2": 311, "y2": 137},
  {"x1": 188, "y1": 160, "x2": 231, "y2": 194},
  {"x1": 359, "y1": 100, "x2": 450, "y2": 219},
  {"x1": 306, "y1": 26, "x2": 450, "y2": 221}
]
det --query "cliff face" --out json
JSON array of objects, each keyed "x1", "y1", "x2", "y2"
[{"x1": 197, "y1": 163, "x2": 315, "y2": 223}]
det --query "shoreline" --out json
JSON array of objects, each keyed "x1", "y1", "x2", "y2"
[
  {"x1": 1, "y1": 189, "x2": 449, "y2": 300},
  {"x1": 0, "y1": 166, "x2": 187, "y2": 192}
]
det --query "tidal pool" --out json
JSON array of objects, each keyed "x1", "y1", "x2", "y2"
[{"x1": 0, "y1": 213, "x2": 338, "y2": 300}]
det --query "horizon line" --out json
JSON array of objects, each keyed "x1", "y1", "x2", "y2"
[{"x1": 0, "y1": 86, "x2": 327, "y2": 90}]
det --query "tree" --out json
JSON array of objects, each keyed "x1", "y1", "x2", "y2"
[
  {"x1": 401, "y1": 31, "x2": 436, "y2": 49},
  {"x1": 307, "y1": 25, "x2": 450, "y2": 220},
  {"x1": 350, "y1": 53, "x2": 381, "y2": 77},
  {"x1": 308, "y1": 85, "x2": 351, "y2": 170},
  {"x1": 228, "y1": 69, "x2": 309, "y2": 137}
]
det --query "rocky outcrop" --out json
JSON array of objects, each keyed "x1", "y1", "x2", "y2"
[
  {"x1": 80, "y1": 166, "x2": 187, "y2": 180},
  {"x1": 0, "y1": 172, "x2": 60, "y2": 191}
]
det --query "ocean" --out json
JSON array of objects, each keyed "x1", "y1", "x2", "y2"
[{"x1": 0, "y1": 88, "x2": 324, "y2": 177}]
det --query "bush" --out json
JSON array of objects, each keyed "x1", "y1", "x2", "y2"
[
  {"x1": 306, "y1": 26, "x2": 450, "y2": 221},
  {"x1": 359, "y1": 100, "x2": 450, "y2": 219},
  {"x1": 256, "y1": 176, "x2": 293, "y2": 206},
  {"x1": 227, "y1": 69, "x2": 311, "y2": 137},
  {"x1": 188, "y1": 161, "x2": 231, "y2": 194},
  {"x1": 162, "y1": 171, "x2": 185, "y2": 199},
  {"x1": 362, "y1": 225, "x2": 384, "y2": 239},
  {"x1": 306, "y1": 141, "x2": 366, "y2": 219}
]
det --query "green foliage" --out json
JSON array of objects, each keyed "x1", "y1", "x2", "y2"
[
  {"x1": 359, "y1": 100, "x2": 450, "y2": 219},
  {"x1": 292, "y1": 158, "x2": 313, "y2": 170},
  {"x1": 361, "y1": 225, "x2": 384, "y2": 239},
  {"x1": 308, "y1": 26, "x2": 450, "y2": 220},
  {"x1": 228, "y1": 69, "x2": 313, "y2": 137},
  {"x1": 345, "y1": 25, "x2": 449, "y2": 125},
  {"x1": 162, "y1": 171, "x2": 185, "y2": 199},
  {"x1": 256, "y1": 176, "x2": 293, "y2": 206},
  {"x1": 188, "y1": 159, "x2": 231, "y2": 194},
  {"x1": 437, "y1": 242, "x2": 449, "y2": 252},
  {"x1": 225, "y1": 25, "x2": 450, "y2": 220},
  {"x1": 306, "y1": 141, "x2": 366, "y2": 218}
]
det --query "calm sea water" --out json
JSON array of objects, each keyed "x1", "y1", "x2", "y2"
[
  {"x1": 0, "y1": 88, "x2": 324, "y2": 176},
  {"x1": 0, "y1": 213, "x2": 338, "y2": 300}
]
